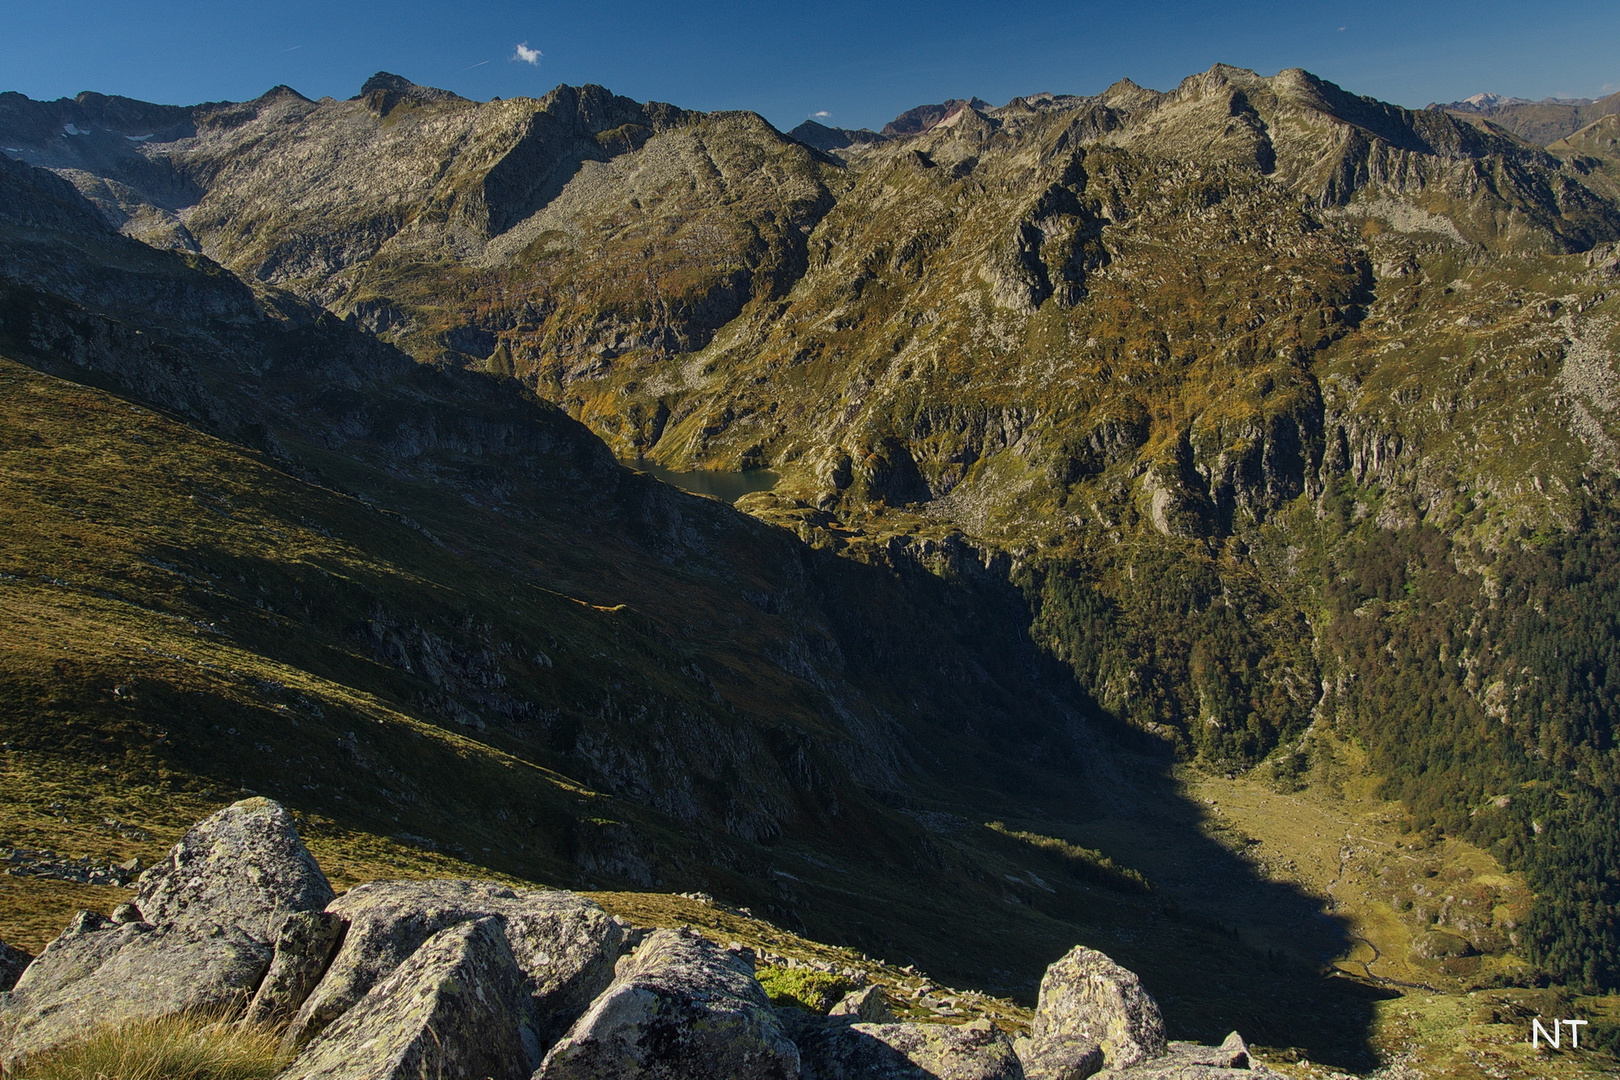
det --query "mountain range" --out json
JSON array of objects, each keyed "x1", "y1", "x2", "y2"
[{"x1": 3, "y1": 62, "x2": 1620, "y2": 1076}]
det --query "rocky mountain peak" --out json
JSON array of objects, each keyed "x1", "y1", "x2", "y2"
[
  {"x1": 357, "y1": 71, "x2": 465, "y2": 115},
  {"x1": 786, "y1": 118, "x2": 886, "y2": 154},
  {"x1": 256, "y1": 84, "x2": 313, "y2": 104}
]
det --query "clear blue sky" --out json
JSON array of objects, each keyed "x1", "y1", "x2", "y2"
[{"x1": 2, "y1": 1, "x2": 1616, "y2": 132}]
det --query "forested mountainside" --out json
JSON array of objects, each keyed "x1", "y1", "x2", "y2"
[{"x1": 3, "y1": 60, "x2": 1620, "y2": 1067}]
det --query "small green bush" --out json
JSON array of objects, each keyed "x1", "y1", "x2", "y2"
[
  {"x1": 987, "y1": 821, "x2": 1152, "y2": 894},
  {"x1": 755, "y1": 966, "x2": 853, "y2": 1013},
  {"x1": 13, "y1": 1014, "x2": 286, "y2": 1080}
]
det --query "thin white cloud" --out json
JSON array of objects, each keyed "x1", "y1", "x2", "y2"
[
  {"x1": 513, "y1": 42, "x2": 542, "y2": 65},
  {"x1": 813, "y1": 110, "x2": 831, "y2": 119}
]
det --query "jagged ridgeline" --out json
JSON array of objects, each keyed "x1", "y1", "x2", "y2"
[{"x1": 2, "y1": 57, "x2": 1620, "y2": 1010}]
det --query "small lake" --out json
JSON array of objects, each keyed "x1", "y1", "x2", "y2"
[{"x1": 623, "y1": 458, "x2": 779, "y2": 503}]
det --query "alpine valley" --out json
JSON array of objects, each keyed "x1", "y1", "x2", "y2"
[{"x1": 2, "y1": 62, "x2": 1620, "y2": 1078}]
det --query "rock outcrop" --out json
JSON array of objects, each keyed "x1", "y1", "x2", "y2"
[
  {"x1": 537, "y1": 927, "x2": 800, "y2": 1080},
  {"x1": 1022, "y1": 945, "x2": 1166, "y2": 1073},
  {"x1": 284, "y1": 879, "x2": 622, "y2": 1050},
  {"x1": 278, "y1": 916, "x2": 541, "y2": 1080},
  {"x1": 0, "y1": 798, "x2": 331, "y2": 1067},
  {"x1": 1107, "y1": 1030, "x2": 1277, "y2": 1078}
]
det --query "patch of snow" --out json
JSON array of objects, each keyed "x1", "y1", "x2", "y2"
[
  {"x1": 62, "y1": 123, "x2": 87, "y2": 136},
  {"x1": 125, "y1": 134, "x2": 153, "y2": 142}
]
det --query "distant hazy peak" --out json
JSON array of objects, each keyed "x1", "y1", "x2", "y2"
[
  {"x1": 1433, "y1": 91, "x2": 1593, "y2": 111},
  {"x1": 881, "y1": 97, "x2": 992, "y2": 137},
  {"x1": 787, "y1": 119, "x2": 886, "y2": 153}
]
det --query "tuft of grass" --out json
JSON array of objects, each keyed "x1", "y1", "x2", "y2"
[
  {"x1": 755, "y1": 966, "x2": 854, "y2": 1014},
  {"x1": 12, "y1": 1014, "x2": 287, "y2": 1080},
  {"x1": 986, "y1": 822, "x2": 1151, "y2": 894}
]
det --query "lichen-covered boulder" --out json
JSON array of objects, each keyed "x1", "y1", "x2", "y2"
[
  {"x1": 284, "y1": 880, "x2": 622, "y2": 1050},
  {"x1": 0, "y1": 940, "x2": 32, "y2": 993},
  {"x1": 1, "y1": 798, "x2": 331, "y2": 1067},
  {"x1": 798, "y1": 1019, "x2": 1023, "y2": 1080},
  {"x1": 827, "y1": 985, "x2": 894, "y2": 1023},
  {"x1": 0, "y1": 914, "x2": 271, "y2": 1068},
  {"x1": 537, "y1": 927, "x2": 800, "y2": 1080},
  {"x1": 137, "y1": 797, "x2": 334, "y2": 942},
  {"x1": 277, "y1": 916, "x2": 541, "y2": 1080},
  {"x1": 1025, "y1": 946, "x2": 1165, "y2": 1073},
  {"x1": 243, "y1": 910, "x2": 349, "y2": 1027}
]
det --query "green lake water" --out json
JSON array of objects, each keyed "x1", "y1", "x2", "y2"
[{"x1": 624, "y1": 458, "x2": 779, "y2": 503}]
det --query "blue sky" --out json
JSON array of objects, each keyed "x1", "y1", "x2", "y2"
[{"x1": 2, "y1": 1, "x2": 1616, "y2": 131}]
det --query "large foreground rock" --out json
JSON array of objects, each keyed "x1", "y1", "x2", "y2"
[
  {"x1": 0, "y1": 798, "x2": 331, "y2": 1067},
  {"x1": 1023, "y1": 946, "x2": 1165, "y2": 1074},
  {"x1": 0, "y1": 940, "x2": 31, "y2": 992},
  {"x1": 0, "y1": 913, "x2": 271, "y2": 1068},
  {"x1": 138, "y1": 797, "x2": 334, "y2": 942},
  {"x1": 799, "y1": 1018, "x2": 1024, "y2": 1080},
  {"x1": 284, "y1": 879, "x2": 623, "y2": 1050},
  {"x1": 538, "y1": 926, "x2": 800, "y2": 1080},
  {"x1": 278, "y1": 916, "x2": 540, "y2": 1080}
]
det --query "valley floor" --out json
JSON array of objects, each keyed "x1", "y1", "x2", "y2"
[{"x1": 1163, "y1": 743, "x2": 1616, "y2": 1080}]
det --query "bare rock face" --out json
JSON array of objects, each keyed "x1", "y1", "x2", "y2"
[
  {"x1": 0, "y1": 914, "x2": 272, "y2": 1068},
  {"x1": 0, "y1": 940, "x2": 31, "y2": 992},
  {"x1": 243, "y1": 910, "x2": 349, "y2": 1027},
  {"x1": 137, "y1": 797, "x2": 335, "y2": 942},
  {"x1": 277, "y1": 916, "x2": 541, "y2": 1080},
  {"x1": 1025, "y1": 946, "x2": 1166, "y2": 1073},
  {"x1": 537, "y1": 926, "x2": 800, "y2": 1080},
  {"x1": 284, "y1": 879, "x2": 622, "y2": 1050},
  {"x1": 827, "y1": 984, "x2": 894, "y2": 1023},
  {"x1": 799, "y1": 1018, "x2": 1024, "y2": 1080}
]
